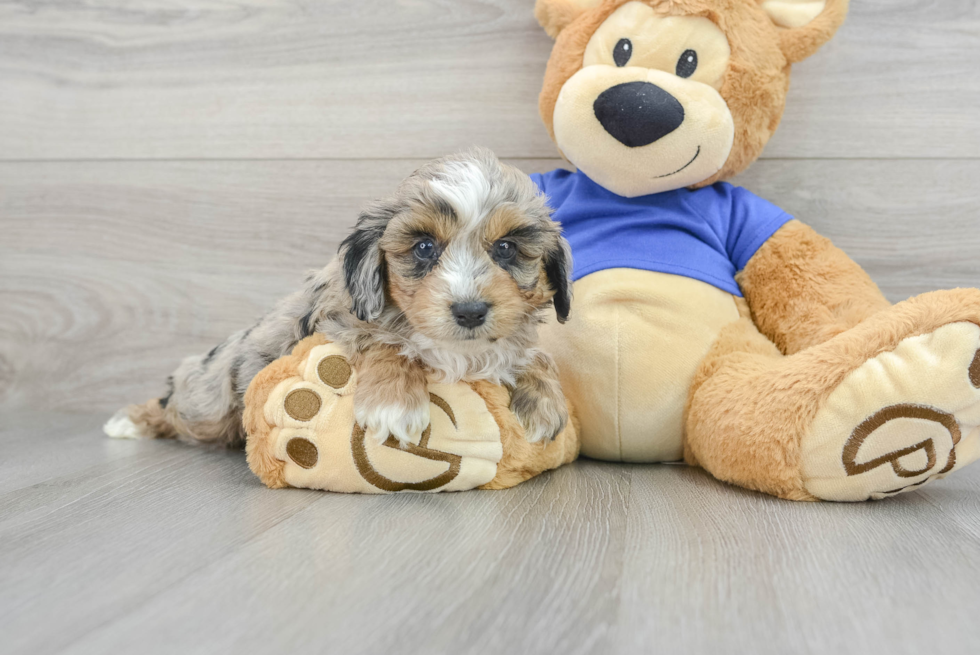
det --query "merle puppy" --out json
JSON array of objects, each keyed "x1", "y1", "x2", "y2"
[{"x1": 105, "y1": 149, "x2": 573, "y2": 449}]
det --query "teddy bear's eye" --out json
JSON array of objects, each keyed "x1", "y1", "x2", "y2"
[
  {"x1": 676, "y1": 49, "x2": 698, "y2": 78},
  {"x1": 613, "y1": 38, "x2": 632, "y2": 67}
]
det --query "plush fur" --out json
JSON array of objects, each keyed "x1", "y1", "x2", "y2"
[
  {"x1": 737, "y1": 220, "x2": 894, "y2": 355},
  {"x1": 535, "y1": 0, "x2": 605, "y2": 39},
  {"x1": 242, "y1": 337, "x2": 323, "y2": 489},
  {"x1": 108, "y1": 149, "x2": 574, "y2": 450}
]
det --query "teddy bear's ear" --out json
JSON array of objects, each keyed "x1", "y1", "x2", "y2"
[
  {"x1": 760, "y1": 0, "x2": 849, "y2": 64},
  {"x1": 535, "y1": 0, "x2": 605, "y2": 39}
]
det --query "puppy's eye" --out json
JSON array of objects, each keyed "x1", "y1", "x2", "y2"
[
  {"x1": 413, "y1": 238, "x2": 437, "y2": 261},
  {"x1": 676, "y1": 49, "x2": 698, "y2": 78},
  {"x1": 613, "y1": 38, "x2": 632, "y2": 67},
  {"x1": 492, "y1": 239, "x2": 518, "y2": 263}
]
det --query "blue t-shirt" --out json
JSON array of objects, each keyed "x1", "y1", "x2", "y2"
[{"x1": 529, "y1": 169, "x2": 792, "y2": 297}]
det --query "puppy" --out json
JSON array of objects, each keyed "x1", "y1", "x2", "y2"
[{"x1": 104, "y1": 148, "x2": 573, "y2": 449}]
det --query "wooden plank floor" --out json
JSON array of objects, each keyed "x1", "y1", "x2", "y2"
[
  {"x1": 1, "y1": 1, "x2": 979, "y2": 654},
  {"x1": 3, "y1": 413, "x2": 980, "y2": 655}
]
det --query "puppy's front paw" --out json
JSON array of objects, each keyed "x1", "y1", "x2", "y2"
[
  {"x1": 511, "y1": 385, "x2": 568, "y2": 444},
  {"x1": 355, "y1": 396, "x2": 430, "y2": 447}
]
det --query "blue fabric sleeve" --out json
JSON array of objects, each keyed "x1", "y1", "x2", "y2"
[{"x1": 726, "y1": 186, "x2": 793, "y2": 271}]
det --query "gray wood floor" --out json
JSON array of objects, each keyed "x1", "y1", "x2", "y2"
[{"x1": 1, "y1": 1, "x2": 979, "y2": 653}]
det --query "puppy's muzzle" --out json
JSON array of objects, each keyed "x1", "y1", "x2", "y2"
[
  {"x1": 593, "y1": 81, "x2": 685, "y2": 148},
  {"x1": 451, "y1": 301, "x2": 489, "y2": 329}
]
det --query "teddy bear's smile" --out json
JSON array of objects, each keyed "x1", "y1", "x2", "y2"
[{"x1": 653, "y1": 145, "x2": 700, "y2": 179}]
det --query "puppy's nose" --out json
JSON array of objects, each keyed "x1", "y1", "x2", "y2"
[
  {"x1": 451, "y1": 301, "x2": 489, "y2": 329},
  {"x1": 593, "y1": 81, "x2": 685, "y2": 148}
]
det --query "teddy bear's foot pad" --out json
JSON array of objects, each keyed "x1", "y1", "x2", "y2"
[
  {"x1": 801, "y1": 322, "x2": 980, "y2": 501},
  {"x1": 250, "y1": 341, "x2": 504, "y2": 494}
]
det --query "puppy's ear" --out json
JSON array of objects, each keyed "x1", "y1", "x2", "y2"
[
  {"x1": 544, "y1": 237, "x2": 573, "y2": 324},
  {"x1": 759, "y1": 0, "x2": 849, "y2": 64},
  {"x1": 340, "y1": 201, "x2": 397, "y2": 322},
  {"x1": 535, "y1": 0, "x2": 603, "y2": 39}
]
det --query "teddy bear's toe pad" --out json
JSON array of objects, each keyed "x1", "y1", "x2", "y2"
[
  {"x1": 260, "y1": 342, "x2": 504, "y2": 493},
  {"x1": 801, "y1": 322, "x2": 980, "y2": 501},
  {"x1": 285, "y1": 437, "x2": 319, "y2": 469}
]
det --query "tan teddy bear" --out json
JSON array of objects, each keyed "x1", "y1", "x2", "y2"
[{"x1": 531, "y1": 0, "x2": 980, "y2": 501}]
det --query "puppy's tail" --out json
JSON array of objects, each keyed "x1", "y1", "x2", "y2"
[{"x1": 104, "y1": 398, "x2": 179, "y2": 441}]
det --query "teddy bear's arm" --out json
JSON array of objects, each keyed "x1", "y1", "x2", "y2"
[{"x1": 735, "y1": 220, "x2": 892, "y2": 355}]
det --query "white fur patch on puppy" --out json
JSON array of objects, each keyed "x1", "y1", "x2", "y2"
[
  {"x1": 103, "y1": 410, "x2": 145, "y2": 439},
  {"x1": 437, "y1": 247, "x2": 489, "y2": 304},
  {"x1": 429, "y1": 161, "x2": 491, "y2": 225},
  {"x1": 355, "y1": 398, "x2": 431, "y2": 447}
]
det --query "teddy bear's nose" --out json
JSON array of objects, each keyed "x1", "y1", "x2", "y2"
[{"x1": 593, "y1": 81, "x2": 685, "y2": 148}]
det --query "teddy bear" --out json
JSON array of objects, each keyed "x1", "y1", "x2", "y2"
[{"x1": 529, "y1": 0, "x2": 980, "y2": 501}]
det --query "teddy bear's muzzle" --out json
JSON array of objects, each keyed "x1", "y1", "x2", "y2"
[{"x1": 592, "y1": 81, "x2": 685, "y2": 148}]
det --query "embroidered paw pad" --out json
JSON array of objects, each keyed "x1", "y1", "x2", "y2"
[
  {"x1": 249, "y1": 338, "x2": 505, "y2": 494},
  {"x1": 802, "y1": 322, "x2": 980, "y2": 501}
]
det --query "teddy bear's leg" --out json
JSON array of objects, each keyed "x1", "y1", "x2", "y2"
[
  {"x1": 685, "y1": 289, "x2": 980, "y2": 501},
  {"x1": 736, "y1": 220, "x2": 894, "y2": 354}
]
